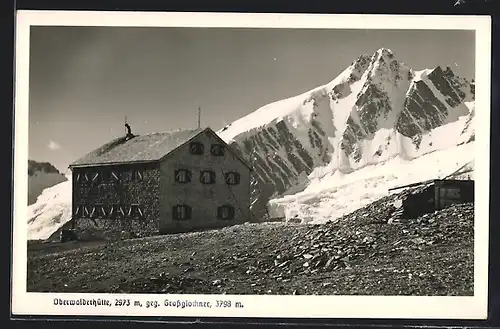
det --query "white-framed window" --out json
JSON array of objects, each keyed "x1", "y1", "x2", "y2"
[
  {"x1": 130, "y1": 204, "x2": 144, "y2": 218},
  {"x1": 118, "y1": 206, "x2": 125, "y2": 217},
  {"x1": 175, "y1": 169, "x2": 192, "y2": 183},
  {"x1": 173, "y1": 204, "x2": 192, "y2": 220},
  {"x1": 224, "y1": 172, "x2": 241, "y2": 185},
  {"x1": 91, "y1": 172, "x2": 100, "y2": 183},
  {"x1": 110, "y1": 171, "x2": 120, "y2": 182},
  {"x1": 132, "y1": 170, "x2": 143, "y2": 181},
  {"x1": 89, "y1": 206, "x2": 97, "y2": 218},
  {"x1": 121, "y1": 204, "x2": 145, "y2": 218},
  {"x1": 73, "y1": 206, "x2": 81, "y2": 218},
  {"x1": 83, "y1": 206, "x2": 90, "y2": 217},
  {"x1": 200, "y1": 170, "x2": 216, "y2": 184},
  {"x1": 108, "y1": 206, "x2": 115, "y2": 218},
  {"x1": 76, "y1": 172, "x2": 90, "y2": 184},
  {"x1": 99, "y1": 205, "x2": 107, "y2": 218}
]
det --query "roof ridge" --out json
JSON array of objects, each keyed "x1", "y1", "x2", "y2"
[
  {"x1": 69, "y1": 127, "x2": 209, "y2": 168},
  {"x1": 141, "y1": 127, "x2": 204, "y2": 136}
]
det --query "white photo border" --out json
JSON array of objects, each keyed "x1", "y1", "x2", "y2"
[{"x1": 12, "y1": 10, "x2": 492, "y2": 319}]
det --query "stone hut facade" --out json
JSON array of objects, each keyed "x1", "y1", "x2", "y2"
[{"x1": 68, "y1": 127, "x2": 253, "y2": 236}]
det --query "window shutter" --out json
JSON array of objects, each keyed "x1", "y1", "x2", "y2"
[
  {"x1": 225, "y1": 172, "x2": 241, "y2": 185},
  {"x1": 175, "y1": 169, "x2": 192, "y2": 183},
  {"x1": 211, "y1": 144, "x2": 225, "y2": 156},
  {"x1": 189, "y1": 142, "x2": 204, "y2": 155},
  {"x1": 173, "y1": 205, "x2": 192, "y2": 220},
  {"x1": 200, "y1": 171, "x2": 216, "y2": 184},
  {"x1": 217, "y1": 205, "x2": 235, "y2": 220}
]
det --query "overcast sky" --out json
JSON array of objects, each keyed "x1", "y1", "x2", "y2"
[{"x1": 28, "y1": 27, "x2": 475, "y2": 172}]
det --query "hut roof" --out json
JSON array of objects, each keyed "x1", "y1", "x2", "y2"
[
  {"x1": 69, "y1": 127, "x2": 252, "y2": 169},
  {"x1": 69, "y1": 128, "x2": 203, "y2": 168}
]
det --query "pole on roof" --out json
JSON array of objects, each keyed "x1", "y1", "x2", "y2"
[{"x1": 197, "y1": 107, "x2": 201, "y2": 129}]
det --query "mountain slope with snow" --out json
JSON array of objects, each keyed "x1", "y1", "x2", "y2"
[
  {"x1": 220, "y1": 48, "x2": 475, "y2": 218},
  {"x1": 28, "y1": 160, "x2": 67, "y2": 206},
  {"x1": 28, "y1": 175, "x2": 72, "y2": 241}
]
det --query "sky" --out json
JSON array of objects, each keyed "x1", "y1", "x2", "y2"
[{"x1": 28, "y1": 26, "x2": 475, "y2": 172}]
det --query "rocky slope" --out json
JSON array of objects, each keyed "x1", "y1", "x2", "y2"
[
  {"x1": 219, "y1": 48, "x2": 475, "y2": 218},
  {"x1": 28, "y1": 160, "x2": 67, "y2": 206},
  {"x1": 27, "y1": 192, "x2": 474, "y2": 296}
]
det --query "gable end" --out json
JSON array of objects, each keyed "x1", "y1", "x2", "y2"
[{"x1": 157, "y1": 127, "x2": 254, "y2": 171}]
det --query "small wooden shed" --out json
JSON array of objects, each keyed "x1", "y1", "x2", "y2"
[{"x1": 389, "y1": 179, "x2": 474, "y2": 219}]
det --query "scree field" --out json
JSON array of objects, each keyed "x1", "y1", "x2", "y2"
[{"x1": 27, "y1": 197, "x2": 474, "y2": 296}]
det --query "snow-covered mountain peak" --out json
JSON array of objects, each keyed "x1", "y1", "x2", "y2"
[
  {"x1": 216, "y1": 48, "x2": 475, "y2": 219},
  {"x1": 375, "y1": 47, "x2": 395, "y2": 57}
]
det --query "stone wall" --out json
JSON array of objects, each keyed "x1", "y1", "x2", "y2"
[{"x1": 72, "y1": 162, "x2": 160, "y2": 238}]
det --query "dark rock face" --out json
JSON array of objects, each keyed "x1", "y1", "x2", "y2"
[
  {"x1": 341, "y1": 116, "x2": 365, "y2": 160},
  {"x1": 396, "y1": 80, "x2": 449, "y2": 140},
  {"x1": 355, "y1": 84, "x2": 392, "y2": 135},
  {"x1": 427, "y1": 67, "x2": 463, "y2": 107},
  {"x1": 28, "y1": 160, "x2": 62, "y2": 176},
  {"x1": 396, "y1": 66, "x2": 472, "y2": 145},
  {"x1": 338, "y1": 50, "x2": 408, "y2": 162},
  {"x1": 228, "y1": 117, "x2": 331, "y2": 218},
  {"x1": 347, "y1": 54, "x2": 371, "y2": 84}
]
